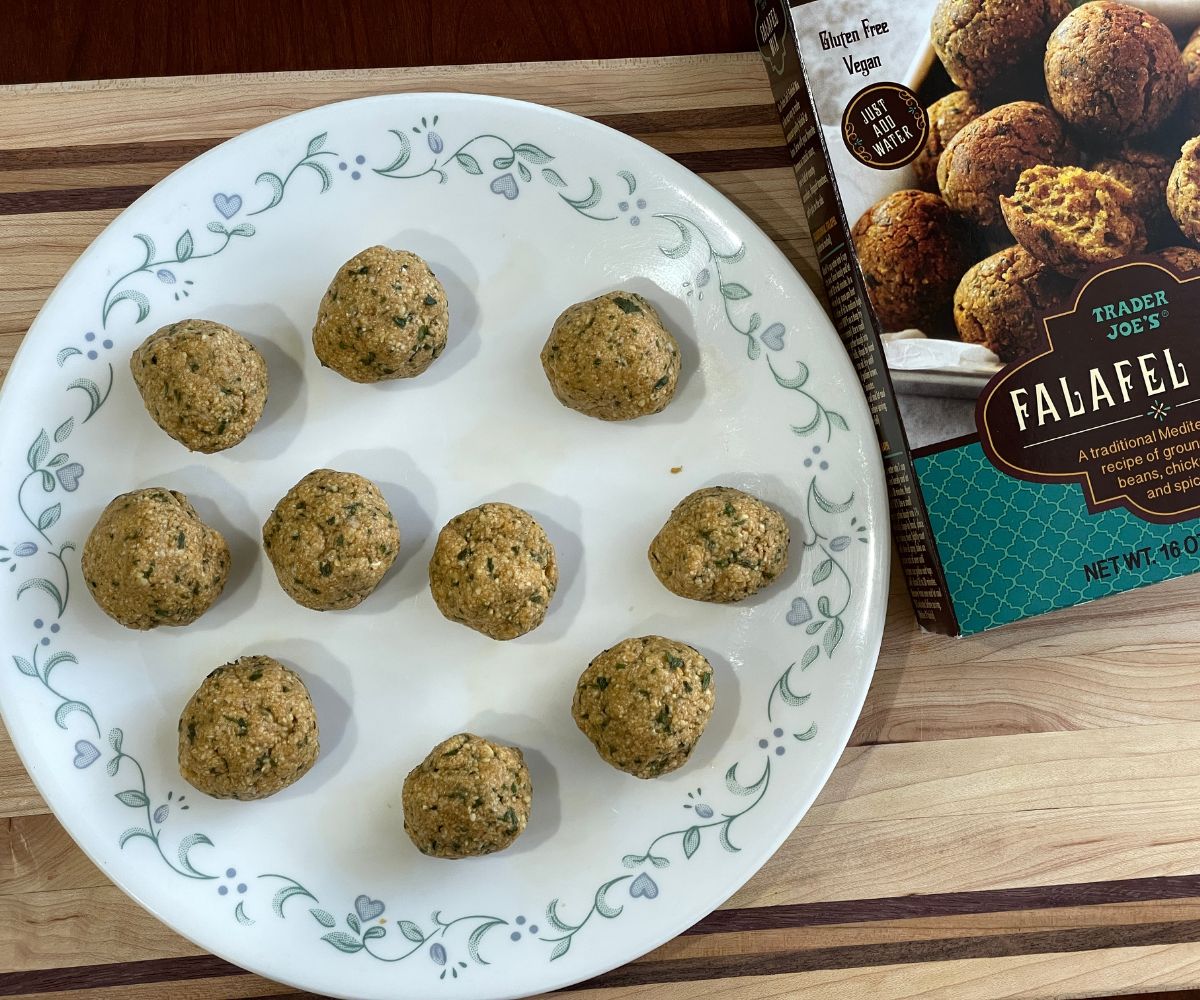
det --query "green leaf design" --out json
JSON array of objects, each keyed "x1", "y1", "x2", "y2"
[
  {"x1": 119, "y1": 826, "x2": 151, "y2": 847},
  {"x1": 817, "y1": 595, "x2": 831, "y2": 616},
  {"x1": 812, "y1": 558, "x2": 833, "y2": 585},
  {"x1": 28, "y1": 430, "x2": 49, "y2": 471},
  {"x1": 561, "y1": 177, "x2": 603, "y2": 210},
  {"x1": 824, "y1": 616, "x2": 844, "y2": 657},
  {"x1": 362, "y1": 925, "x2": 385, "y2": 940},
  {"x1": 541, "y1": 167, "x2": 566, "y2": 187},
  {"x1": 301, "y1": 160, "x2": 333, "y2": 192},
  {"x1": 229, "y1": 223, "x2": 256, "y2": 237},
  {"x1": 657, "y1": 217, "x2": 692, "y2": 258},
  {"x1": 746, "y1": 337, "x2": 761, "y2": 360},
  {"x1": 321, "y1": 931, "x2": 364, "y2": 953},
  {"x1": 713, "y1": 242, "x2": 746, "y2": 264},
  {"x1": 454, "y1": 152, "x2": 483, "y2": 175},
  {"x1": 550, "y1": 938, "x2": 571, "y2": 961},
  {"x1": 37, "y1": 504, "x2": 61, "y2": 531},
  {"x1": 801, "y1": 644, "x2": 820, "y2": 669},
  {"x1": 306, "y1": 132, "x2": 328, "y2": 157},
  {"x1": 776, "y1": 667, "x2": 810, "y2": 707},
  {"x1": 346, "y1": 913, "x2": 361, "y2": 935},
  {"x1": 271, "y1": 882, "x2": 317, "y2": 917},
  {"x1": 518, "y1": 161, "x2": 532, "y2": 183},
  {"x1": 42, "y1": 651, "x2": 78, "y2": 684},
  {"x1": 725, "y1": 760, "x2": 768, "y2": 797},
  {"x1": 467, "y1": 919, "x2": 505, "y2": 964},
  {"x1": 56, "y1": 347, "x2": 82, "y2": 367},
  {"x1": 376, "y1": 130, "x2": 412, "y2": 173},
  {"x1": 493, "y1": 155, "x2": 515, "y2": 170},
  {"x1": 234, "y1": 901, "x2": 254, "y2": 926},
  {"x1": 12, "y1": 655, "x2": 36, "y2": 677},
  {"x1": 108, "y1": 727, "x2": 123, "y2": 753},
  {"x1": 682, "y1": 825, "x2": 701, "y2": 858},
  {"x1": 594, "y1": 878, "x2": 625, "y2": 919},
  {"x1": 747, "y1": 312, "x2": 762, "y2": 334},
  {"x1": 828, "y1": 411, "x2": 849, "y2": 432},
  {"x1": 310, "y1": 908, "x2": 336, "y2": 928},
  {"x1": 791, "y1": 410, "x2": 822, "y2": 436},
  {"x1": 813, "y1": 483, "x2": 854, "y2": 515},
  {"x1": 544, "y1": 899, "x2": 572, "y2": 933},
  {"x1": 177, "y1": 831, "x2": 213, "y2": 877},
  {"x1": 40, "y1": 470, "x2": 55, "y2": 491},
  {"x1": 772, "y1": 361, "x2": 810, "y2": 389},
  {"x1": 397, "y1": 919, "x2": 424, "y2": 942},
  {"x1": 254, "y1": 171, "x2": 285, "y2": 211},
  {"x1": 17, "y1": 578, "x2": 64, "y2": 615},
  {"x1": 53, "y1": 418, "x2": 73, "y2": 443},
  {"x1": 106, "y1": 757, "x2": 121, "y2": 777},
  {"x1": 718, "y1": 822, "x2": 739, "y2": 853},
  {"x1": 805, "y1": 620, "x2": 825, "y2": 635},
  {"x1": 514, "y1": 142, "x2": 553, "y2": 164},
  {"x1": 206, "y1": 221, "x2": 228, "y2": 234},
  {"x1": 115, "y1": 789, "x2": 150, "y2": 807},
  {"x1": 648, "y1": 854, "x2": 669, "y2": 868},
  {"x1": 175, "y1": 230, "x2": 194, "y2": 262},
  {"x1": 795, "y1": 722, "x2": 818, "y2": 742},
  {"x1": 618, "y1": 169, "x2": 637, "y2": 194},
  {"x1": 721, "y1": 282, "x2": 751, "y2": 300},
  {"x1": 47, "y1": 454, "x2": 68, "y2": 469},
  {"x1": 133, "y1": 233, "x2": 156, "y2": 266},
  {"x1": 104, "y1": 290, "x2": 150, "y2": 324}
]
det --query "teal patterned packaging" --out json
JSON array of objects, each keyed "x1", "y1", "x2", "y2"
[{"x1": 753, "y1": 0, "x2": 1200, "y2": 634}]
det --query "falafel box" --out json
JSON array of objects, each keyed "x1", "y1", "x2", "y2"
[{"x1": 752, "y1": 0, "x2": 1200, "y2": 635}]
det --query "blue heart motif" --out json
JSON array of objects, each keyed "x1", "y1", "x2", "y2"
[
  {"x1": 629, "y1": 873, "x2": 658, "y2": 899},
  {"x1": 354, "y1": 894, "x2": 385, "y2": 922},
  {"x1": 761, "y1": 323, "x2": 786, "y2": 351},
  {"x1": 786, "y1": 597, "x2": 812, "y2": 626},
  {"x1": 56, "y1": 463, "x2": 84, "y2": 492},
  {"x1": 489, "y1": 173, "x2": 519, "y2": 200},
  {"x1": 213, "y1": 193, "x2": 242, "y2": 219},
  {"x1": 73, "y1": 740, "x2": 100, "y2": 769}
]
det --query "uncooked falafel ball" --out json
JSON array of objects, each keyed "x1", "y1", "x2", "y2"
[
  {"x1": 312, "y1": 245, "x2": 449, "y2": 382},
  {"x1": 428, "y1": 502, "x2": 557, "y2": 640},
  {"x1": 402, "y1": 733, "x2": 532, "y2": 858},
  {"x1": 130, "y1": 319, "x2": 269, "y2": 453},
  {"x1": 178, "y1": 655, "x2": 319, "y2": 800},
  {"x1": 648, "y1": 486, "x2": 788, "y2": 604},
  {"x1": 262, "y1": 469, "x2": 399, "y2": 611},
  {"x1": 82, "y1": 488, "x2": 230, "y2": 630},
  {"x1": 540, "y1": 291, "x2": 680, "y2": 420},
  {"x1": 572, "y1": 635, "x2": 715, "y2": 779}
]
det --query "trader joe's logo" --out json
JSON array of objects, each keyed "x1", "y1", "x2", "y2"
[
  {"x1": 841, "y1": 83, "x2": 926, "y2": 169},
  {"x1": 977, "y1": 260, "x2": 1200, "y2": 524}
]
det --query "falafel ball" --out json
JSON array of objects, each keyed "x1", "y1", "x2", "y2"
[
  {"x1": 648, "y1": 486, "x2": 788, "y2": 604},
  {"x1": 402, "y1": 733, "x2": 533, "y2": 858},
  {"x1": 572, "y1": 635, "x2": 715, "y2": 779},
  {"x1": 428, "y1": 502, "x2": 557, "y2": 640},
  {"x1": 82, "y1": 488, "x2": 230, "y2": 630},
  {"x1": 540, "y1": 291, "x2": 680, "y2": 420},
  {"x1": 262, "y1": 469, "x2": 399, "y2": 611},
  {"x1": 130, "y1": 319, "x2": 269, "y2": 453},
  {"x1": 178, "y1": 655, "x2": 319, "y2": 800},
  {"x1": 312, "y1": 245, "x2": 449, "y2": 383}
]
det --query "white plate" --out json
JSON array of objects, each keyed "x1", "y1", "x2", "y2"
[{"x1": 0, "y1": 94, "x2": 888, "y2": 999}]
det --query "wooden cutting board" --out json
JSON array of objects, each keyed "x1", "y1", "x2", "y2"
[{"x1": 2, "y1": 53, "x2": 1200, "y2": 1000}]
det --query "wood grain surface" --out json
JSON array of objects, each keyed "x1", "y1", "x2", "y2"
[{"x1": 2, "y1": 54, "x2": 1200, "y2": 1000}]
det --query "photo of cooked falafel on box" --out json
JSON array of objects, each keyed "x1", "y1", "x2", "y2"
[{"x1": 796, "y1": 1, "x2": 1200, "y2": 425}]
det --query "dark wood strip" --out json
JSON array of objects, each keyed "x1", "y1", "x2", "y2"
[
  {"x1": 686, "y1": 874, "x2": 1200, "y2": 935},
  {"x1": 569, "y1": 919, "x2": 1200, "y2": 991},
  {"x1": 0, "y1": 185, "x2": 151, "y2": 215},
  {"x1": 0, "y1": 105, "x2": 777, "y2": 171},
  {"x1": 8, "y1": 914, "x2": 1200, "y2": 996}
]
